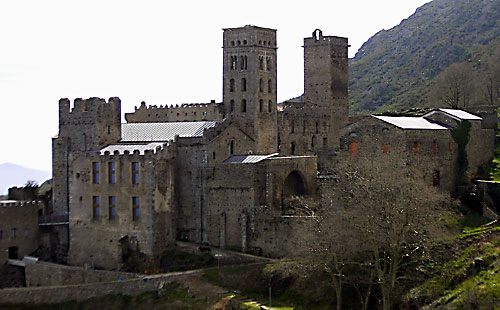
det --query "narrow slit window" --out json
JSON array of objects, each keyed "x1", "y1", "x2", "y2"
[
  {"x1": 132, "y1": 197, "x2": 140, "y2": 221},
  {"x1": 92, "y1": 162, "x2": 99, "y2": 184},
  {"x1": 108, "y1": 162, "x2": 115, "y2": 184},
  {"x1": 241, "y1": 99, "x2": 247, "y2": 113},
  {"x1": 229, "y1": 79, "x2": 235, "y2": 92},
  {"x1": 93, "y1": 196, "x2": 100, "y2": 220},
  {"x1": 132, "y1": 162, "x2": 139, "y2": 184},
  {"x1": 109, "y1": 196, "x2": 116, "y2": 221}
]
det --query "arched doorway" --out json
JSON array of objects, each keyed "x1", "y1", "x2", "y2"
[
  {"x1": 283, "y1": 171, "x2": 305, "y2": 197},
  {"x1": 281, "y1": 171, "x2": 309, "y2": 215}
]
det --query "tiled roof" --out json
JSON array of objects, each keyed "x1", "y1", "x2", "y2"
[
  {"x1": 373, "y1": 116, "x2": 448, "y2": 130},
  {"x1": 121, "y1": 121, "x2": 217, "y2": 142},
  {"x1": 224, "y1": 153, "x2": 279, "y2": 164},
  {"x1": 100, "y1": 143, "x2": 166, "y2": 155},
  {"x1": 437, "y1": 109, "x2": 482, "y2": 120}
]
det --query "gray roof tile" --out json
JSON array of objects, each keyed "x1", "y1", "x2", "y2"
[{"x1": 121, "y1": 121, "x2": 217, "y2": 142}]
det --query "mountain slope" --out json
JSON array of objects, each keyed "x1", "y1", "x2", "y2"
[
  {"x1": 349, "y1": 0, "x2": 500, "y2": 114},
  {"x1": 0, "y1": 163, "x2": 50, "y2": 195}
]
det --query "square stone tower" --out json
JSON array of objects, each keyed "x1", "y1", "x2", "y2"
[
  {"x1": 304, "y1": 29, "x2": 349, "y2": 153},
  {"x1": 222, "y1": 25, "x2": 278, "y2": 154}
]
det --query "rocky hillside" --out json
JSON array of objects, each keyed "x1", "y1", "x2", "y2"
[{"x1": 349, "y1": 0, "x2": 500, "y2": 114}]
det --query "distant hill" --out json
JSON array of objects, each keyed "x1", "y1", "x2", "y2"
[
  {"x1": 0, "y1": 163, "x2": 50, "y2": 195},
  {"x1": 349, "y1": 0, "x2": 500, "y2": 114}
]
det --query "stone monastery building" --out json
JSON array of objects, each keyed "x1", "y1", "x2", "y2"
[{"x1": 51, "y1": 26, "x2": 495, "y2": 270}]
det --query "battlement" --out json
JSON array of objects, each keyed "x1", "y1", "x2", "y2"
[
  {"x1": 125, "y1": 100, "x2": 224, "y2": 123},
  {"x1": 0, "y1": 200, "x2": 43, "y2": 208},
  {"x1": 59, "y1": 97, "x2": 121, "y2": 116}
]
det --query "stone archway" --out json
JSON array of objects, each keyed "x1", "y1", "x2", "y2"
[
  {"x1": 283, "y1": 171, "x2": 305, "y2": 197},
  {"x1": 280, "y1": 171, "x2": 310, "y2": 215}
]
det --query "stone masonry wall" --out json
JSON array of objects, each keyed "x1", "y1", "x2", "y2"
[
  {"x1": 125, "y1": 101, "x2": 224, "y2": 123},
  {"x1": 0, "y1": 202, "x2": 40, "y2": 262},
  {"x1": 25, "y1": 261, "x2": 138, "y2": 287}
]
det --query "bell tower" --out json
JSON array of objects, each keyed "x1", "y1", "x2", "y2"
[{"x1": 222, "y1": 25, "x2": 278, "y2": 154}]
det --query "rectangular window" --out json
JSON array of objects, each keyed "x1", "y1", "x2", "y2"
[
  {"x1": 93, "y1": 196, "x2": 100, "y2": 220},
  {"x1": 24, "y1": 228, "x2": 29, "y2": 238},
  {"x1": 0, "y1": 230, "x2": 3, "y2": 240},
  {"x1": 109, "y1": 196, "x2": 116, "y2": 221},
  {"x1": 11, "y1": 228, "x2": 16, "y2": 239},
  {"x1": 108, "y1": 162, "x2": 116, "y2": 184},
  {"x1": 132, "y1": 197, "x2": 140, "y2": 221},
  {"x1": 92, "y1": 162, "x2": 100, "y2": 184},
  {"x1": 413, "y1": 141, "x2": 419, "y2": 155},
  {"x1": 132, "y1": 162, "x2": 139, "y2": 184}
]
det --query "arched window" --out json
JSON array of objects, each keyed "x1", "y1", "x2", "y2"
[
  {"x1": 229, "y1": 79, "x2": 235, "y2": 92},
  {"x1": 259, "y1": 79, "x2": 263, "y2": 92},
  {"x1": 291, "y1": 142, "x2": 296, "y2": 155},
  {"x1": 230, "y1": 140, "x2": 235, "y2": 155},
  {"x1": 268, "y1": 79, "x2": 272, "y2": 93},
  {"x1": 266, "y1": 56, "x2": 271, "y2": 71},
  {"x1": 230, "y1": 99, "x2": 234, "y2": 113},
  {"x1": 230, "y1": 56, "x2": 237, "y2": 70},
  {"x1": 311, "y1": 135, "x2": 315, "y2": 148},
  {"x1": 241, "y1": 78, "x2": 247, "y2": 91},
  {"x1": 241, "y1": 99, "x2": 247, "y2": 113},
  {"x1": 315, "y1": 121, "x2": 319, "y2": 133},
  {"x1": 259, "y1": 56, "x2": 264, "y2": 70},
  {"x1": 268, "y1": 100, "x2": 272, "y2": 112},
  {"x1": 259, "y1": 99, "x2": 263, "y2": 112}
]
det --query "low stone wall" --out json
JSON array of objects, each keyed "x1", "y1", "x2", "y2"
[
  {"x1": 25, "y1": 261, "x2": 139, "y2": 287},
  {"x1": 0, "y1": 270, "x2": 200, "y2": 305}
]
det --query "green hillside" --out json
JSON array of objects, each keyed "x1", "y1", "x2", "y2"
[{"x1": 349, "y1": 0, "x2": 500, "y2": 114}]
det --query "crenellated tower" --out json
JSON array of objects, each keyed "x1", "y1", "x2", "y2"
[
  {"x1": 222, "y1": 25, "x2": 278, "y2": 154},
  {"x1": 52, "y1": 97, "x2": 121, "y2": 215}
]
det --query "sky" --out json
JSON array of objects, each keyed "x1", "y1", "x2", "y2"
[{"x1": 0, "y1": 0, "x2": 432, "y2": 177}]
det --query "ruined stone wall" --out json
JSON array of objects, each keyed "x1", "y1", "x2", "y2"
[
  {"x1": 0, "y1": 270, "x2": 203, "y2": 305},
  {"x1": 25, "y1": 261, "x2": 138, "y2": 287},
  {"x1": 0, "y1": 202, "x2": 40, "y2": 262},
  {"x1": 125, "y1": 101, "x2": 224, "y2": 123},
  {"x1": 67, "y1": 148, "x2": 175, "y2": 270}
]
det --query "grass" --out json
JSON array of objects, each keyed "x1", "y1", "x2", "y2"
[
  {"x1": 161, "y1": 249, "x2": 216, "y2": 272},
  {"x1": 409, "y1": 227, "x2": 500, "y2": 308}
]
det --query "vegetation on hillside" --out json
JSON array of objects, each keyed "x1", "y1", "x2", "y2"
[{"x1": 349, "y1": 0, "x2": 500, "y2": 114}]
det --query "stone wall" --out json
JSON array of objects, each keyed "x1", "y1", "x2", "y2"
[
  {"x1": 0, "y1": 270, "x2": 201, "y2": 305},
  {"x1": 25, "y1": 261, "x2": 138, "y2": 287},
  {"x1": 67, "y1": 147, "x2": 175, "y2": 270},
  {"x1": 0, "y1": 201, "x2": 40, "y2": 263},
  {"x1": 125, "y1": 101, "x2": 224, "y2": 123}
]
